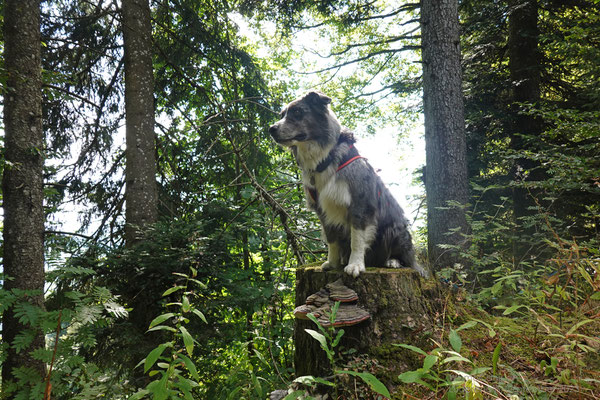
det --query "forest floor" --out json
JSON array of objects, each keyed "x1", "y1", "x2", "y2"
[{"x1": 393, "y1": 290, "x2": 600, "y2": 400}]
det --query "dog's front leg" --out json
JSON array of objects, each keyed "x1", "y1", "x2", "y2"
[
  {"x1": 344, "y1": 225, "x2": 376, "y2": 278},
  {"x1": 321, "y1": 241, "x2": 341, "y2": 271}
]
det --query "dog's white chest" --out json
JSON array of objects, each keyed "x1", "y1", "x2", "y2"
[{"x1": 306, "y1": 172, "x2": 351, "y2": 227}]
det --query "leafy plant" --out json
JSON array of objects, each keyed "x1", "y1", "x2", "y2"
[
  {"x1": 0, "y1": 267, "x2": 131, "y2": 400},
  {"x1": 131, "y1": 268, "x2": 207, "y2": 400},
  {"x1": 396, "y1": 320, "x2": 506, "y2": 400}
]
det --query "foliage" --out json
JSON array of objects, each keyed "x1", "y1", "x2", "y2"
[
  {"x1": 240, "y1": 0, "x2": 423, "y2": 130},
  {"x1": 397, "y1": 321, "x2": 499, "y2": 399},
  {"x1": 0, "y1": 269, "x2": 132, "y2": 400},
  {"x1": 131, "y1": 269, "x2": 207, "y2": 400},
  {"x1": 398, "y1": 308, "x2": 600, "y2": 400},
  {"x1": 1, "y1": 0, "x2": 600, "y2": 399},
  {"x1": 290, "y1": 302, "x2": 392, "y2": 400}
]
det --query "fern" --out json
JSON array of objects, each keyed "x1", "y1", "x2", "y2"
[
  {"x1": 13, "y1": 301, "x2": 42, "y2": 326},
  {"x1": 11, "y1": 330, "x2": 36, "y2": 353}
]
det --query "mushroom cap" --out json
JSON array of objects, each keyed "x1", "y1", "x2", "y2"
[
  {"x1": 297, "y1": 279, "x2": 369, "y2": 326},
  {"x1": 325, "y1": 279, "x2": 359, "y2": 303},
  {"x1": 293, "y1": 304, "x2": 317, "y2": 320},
  {"x1": 305, "y1": 288, "x2": 330, "y2": 306},
  {"x1": 317, "y1": 303, "x2": 370, "y2": 327}
]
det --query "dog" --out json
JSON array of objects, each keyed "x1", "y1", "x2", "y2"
[{"x1": 269, "y1": 91, "x2": 427, "y2": 278}]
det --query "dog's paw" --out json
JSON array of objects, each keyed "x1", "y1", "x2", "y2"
[
  {"x1": 385, "y1": 259, "x2": 401, "y2": 268},
  {"x1": 344, "y1": 262, "x2": 365, "y2": 278},
  {"x1": 321, "y1": 261, "x2": 338, "y2": 271}
]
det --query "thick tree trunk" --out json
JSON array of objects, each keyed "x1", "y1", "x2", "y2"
[
  {"x1": 2, "y1": 0, "x2": 47, "y2": 392},
  {"x1": 508, "y1": 0, "x2": 544, "y2": 261},
  {"x1": 294, "y1": 266, "x2": 438, "y2": 384},
  {"x1": 420, "y1": 0, "x2": 470, "y2": 272},
  {"x1": 122, "y1": 0, "x2": 158, "y2": 246}
]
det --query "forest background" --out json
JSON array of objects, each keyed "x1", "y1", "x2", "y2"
[{"x1": 0, "y1": 0, "x2": 599, "y2": 399}]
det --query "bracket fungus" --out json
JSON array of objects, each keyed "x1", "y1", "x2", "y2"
[{"x1": 293, "y1": 279, "x2": 370, "y2": 327}]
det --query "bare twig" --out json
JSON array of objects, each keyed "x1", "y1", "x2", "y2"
[
  {"x1": 45, "y1": 230, "x2": 94, "y2": 240},
  {"x1": 296, "y1": 47, "x2": 421, "y2": 75}
]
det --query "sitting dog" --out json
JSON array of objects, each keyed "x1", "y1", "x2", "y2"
[{"x1": 269, "y1": 91, "x2": 427, "y2": 278}]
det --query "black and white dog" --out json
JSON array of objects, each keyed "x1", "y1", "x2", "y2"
[{"x1": 269, "y1": 91, "x2": 427, "y2": 278}]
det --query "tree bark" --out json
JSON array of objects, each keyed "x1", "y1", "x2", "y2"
[
  {"x1": 122, "y1": 0, "x2": 159, "y2": 246},
  {"x1": 508, "y1": 0, "x2": 544, "y2": 261},
  {"x1": 2, "y1": 0, "x2": 47, "y2": 392},
  {"x1": 420, "y1": 0, "x2": 470, "y2": 272},
  {"x1": 294, "y1": 266, "x2": 438, "y2": 384}
]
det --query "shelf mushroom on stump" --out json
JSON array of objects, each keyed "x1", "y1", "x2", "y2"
[
  {"x1": 293, "y1": 264, "x2": 439, "y2": 385},
  {"x1": 294, "y1": 279, "x2": 370, "y2": 327}
]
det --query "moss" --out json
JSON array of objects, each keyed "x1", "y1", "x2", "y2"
[{"x1": 295, "y1": 262, "x2": 323, "y2": 270}]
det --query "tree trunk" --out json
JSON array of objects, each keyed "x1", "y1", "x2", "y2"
[
  {"x1": 420, "y1": 0, "x2": 470, "y2": 272},
  {"x1": 122, "y1": 0, "x2": 158, "y2": 246},
  {"x1": 508, "y1": 0, "x2": 544, "y2": 261},
  {"x1": 294, "y1": 266, "x2": 439, "y2": 385},
  {"x1": 2, "y1": 0, "x2": 47, "y2": 392}
]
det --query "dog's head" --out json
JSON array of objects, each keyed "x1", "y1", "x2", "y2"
[{"x1": 269, "y1": 91, "x2": 341, "y2": 147}]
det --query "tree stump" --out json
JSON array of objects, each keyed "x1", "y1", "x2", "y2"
[{"x1": 294, "y1": 264, "x2": 440, "y2": 385}]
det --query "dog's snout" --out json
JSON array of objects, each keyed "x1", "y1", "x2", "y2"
[{"x1": 269, "y1": 124, "x2": 278, "y2": 136}]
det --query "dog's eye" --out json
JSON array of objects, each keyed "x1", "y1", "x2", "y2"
[{"x1": 290, "y1": 107, "x2": 303, "y2": 119}]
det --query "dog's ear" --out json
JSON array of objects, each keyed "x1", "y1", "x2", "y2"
[{"x1": 305, "y1": 91, "x2": 331, "y2": 107}]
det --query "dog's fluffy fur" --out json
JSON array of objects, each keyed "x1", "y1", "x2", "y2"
[{"x1": 269, "y1": 91, "x2": 427, "y2": 278}]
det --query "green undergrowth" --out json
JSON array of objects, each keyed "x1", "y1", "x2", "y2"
[{"x1": 395, "y1": 294, "x2": 600, "y2": 400}]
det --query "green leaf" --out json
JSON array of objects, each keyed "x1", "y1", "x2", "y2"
[
  {"x1": 178, "y1": 353, "x2": 200, "y2": 380},
  {"x1": 192, "y1": 309, "x2": 207, "y2": 323},
  {"x1": 162, "y1": 286, "x2": 185, "y2": 297},
  {"x1": 148, "y1": 313, "x2": 175, "y2": 330},
  {"x1": 182, "y1": 295, "x2": 191, "y2": 313},
  {"x1": 447, "y1": 386, "x2": 458, "y2": 400},
  {"x1": 226, "y1": 387, "x2": 242, "y2": 400},
  {"x1": 590, "y1": 292, "x2": 600, "y2": 300},
  {"x1": 492, "y1": 342, "x2": 501, "y2": 375},
  {"x1": 449, "y1": 329, "x2": 462, "y2": 352},
  {"x1": 180, "y1": 326, "x2": 194, "y2": 356},
  {"x1": 332, "y1": 328, "x2": 345, "y2": 347},
  {"x1": 502, "y1": 304, "x2": 526, "y2": 315},
  {"x1": 149, "y1": 371, "x2": 170, "y2": 400},
  {"x1": 337, "y1": 370, "x2": 391, "y2": 399},
  {"x1": 393, "y1": 343, "x2": 428, "y2": 356},
  {"x1": 447, "y1": 369, "x2": 476, "y2": 381},
  {"x1": 147, "y1": 325, "x2": 177, "y2": 333},
  {"x1": 442, "y1": 355, "x2": 473, "y2": 364},
  {"x1": 312, "y1": 377, "x2": 336, "y2": 387},
  {"x1": 253, "y1": 349, "x2": 269, "y2": 368},
  {"x1": 129, "y1": 389, "x2": 150, "y2": 400},
  {"x1": 456, "y1": 321, "x2": 477, "y2": 331},
  {"x1": 471, "y1": 319, "x2": 496, "y2": 338},
  {"x1": 144, "y1": 343, "x2": 168, "y2": 373},
  {"x1": 305, "y1": 329, "x2": 329, "y2": 353},
  {"x1": 306, "y1": 313, "x2": 329, "y2": 337},
  {"x1": 188, "y1": 278, "x2": 207, "y2": 289},
  {"x1": 293, "y1": 375, "x2": 317, "y2": 386},
  {"x1": 566, "y1": 319, "x2": 594, "y2": 335},
  {"x1": 283, "y1": 391, "x2": 306, "y2": 400},
  {"x1": 423, "y1": 354, "x2": 438, "y2": 371},
  {"x1": 398, "y1": 370, "x2": 423, "y2": 383},
  {"x1": 251, "y1": 372, "x2": 263, "y2": 397}
]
